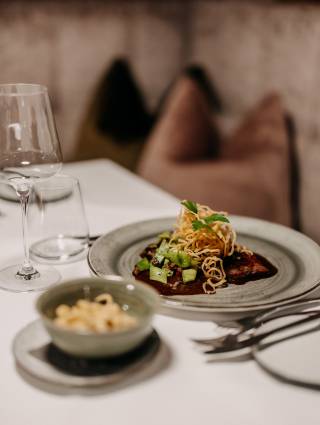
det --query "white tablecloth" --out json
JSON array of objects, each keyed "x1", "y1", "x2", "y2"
[{"x1": 0, "y1": 159, "x2": 319, "y2": 425}]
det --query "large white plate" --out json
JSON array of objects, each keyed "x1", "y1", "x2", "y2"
[{"x1": 88, "y1": 216, "x2": 320, "y2": 320}]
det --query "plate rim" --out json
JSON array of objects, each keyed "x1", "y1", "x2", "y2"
[
  {"x1": 88, "y1": 216, "x2": 320, "y2": 314},
  {"x1": 251, "y1": 319, "x2": 320, "y2": 389}
]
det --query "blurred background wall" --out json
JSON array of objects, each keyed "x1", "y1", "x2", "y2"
[{"x1": 1, "y1": 0, "x2": 320, "y2": 239}]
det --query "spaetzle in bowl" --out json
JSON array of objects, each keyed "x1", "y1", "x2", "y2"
[{"x1": 36, "y1": 276, "x2": 159, "y2": 358}]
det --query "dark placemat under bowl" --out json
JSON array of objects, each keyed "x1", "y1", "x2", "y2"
[
  {"x1": 46, "y1": 330, "x2": 160, "y2": 377},
  {"x1": 13, "y1": 320, "x2": 162, "y2": 387}
]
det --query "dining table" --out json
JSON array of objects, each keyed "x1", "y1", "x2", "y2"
[{"x1": 0, "y1": 158, "x2": 319, "y2": 425}]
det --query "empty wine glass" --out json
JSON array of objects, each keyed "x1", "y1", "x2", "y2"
[{"x1": 0, "y1": 83, "x2": 63, "y2": 292}]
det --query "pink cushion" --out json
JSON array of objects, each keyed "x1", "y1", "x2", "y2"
[{"x1": 138, "y1": 78, "x2": 291, "y2": 226}]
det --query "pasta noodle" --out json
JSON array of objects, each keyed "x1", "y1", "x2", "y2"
[
  {"x1": 170, "y1": 202, "x2": 251, "y2": 294},
  {"x1": 53, "y1": 293, "x2": 137, "y2": 333}
]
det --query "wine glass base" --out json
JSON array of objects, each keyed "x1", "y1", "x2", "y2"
[
  {"x1": 0, "y1": 264, "x2": 61, "y2": 292},
  {"x1": 15, "y1": 269, "x2": 40, "y2": 280}
]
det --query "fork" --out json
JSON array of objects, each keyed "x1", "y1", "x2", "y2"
[
  {"x1": 192, "y1": 298, "x2": 320, "y2": 347},
  {"x1": 194, "y1": 310, "x2": 320, "y2": 352},
  {"x1": 201, "y1": 311, "x2": 320, "y2": 355}
]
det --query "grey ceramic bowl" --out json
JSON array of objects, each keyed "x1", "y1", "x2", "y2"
[{"x1": 36, "y1": 276, "x2": 159, "y2": 358}]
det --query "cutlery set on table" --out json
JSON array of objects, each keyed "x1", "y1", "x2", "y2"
[{"x1": 193, "y1": 298, "x2": 320, "y2": 357}]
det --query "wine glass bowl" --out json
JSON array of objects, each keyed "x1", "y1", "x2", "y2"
[
  {"x1": 0, "y1": 83, "x2": 63, "y2": 292},
  {"x1": 0, "y1": 84, "x2": 62, "y2": 184}
]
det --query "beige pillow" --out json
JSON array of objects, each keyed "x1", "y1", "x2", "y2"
[{"x1": 138, "y1": 78, "x2": 291, "y2": 226}]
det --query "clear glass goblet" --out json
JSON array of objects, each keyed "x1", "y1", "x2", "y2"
[{"x1": 0, "y1": 84, "x2": 63, "y2": 292}]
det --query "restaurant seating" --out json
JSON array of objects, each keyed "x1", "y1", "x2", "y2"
[{"x1": 1, "y1": 0, "x2": 318, "y2": 240}]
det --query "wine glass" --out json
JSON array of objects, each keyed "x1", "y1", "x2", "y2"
[{"x1": 0, "y1": 84, "x2": 63, "y2": 292}]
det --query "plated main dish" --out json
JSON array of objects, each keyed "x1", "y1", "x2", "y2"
[{"x1": 133, "y1": 201, "x2": 277, "y2": 296}]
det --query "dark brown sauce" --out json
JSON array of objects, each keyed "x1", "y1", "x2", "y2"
[{"x1": 133, "y1": 252, "x2": 277, "y2": 296}]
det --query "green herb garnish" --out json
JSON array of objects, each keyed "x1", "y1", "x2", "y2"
[
  {"x1": 204, "y1": 214, "x2": 229, "y2": 224},
  {"x1": 181, "y1": 200, "x2": 198, "y2": 214},
  {"x1": 192, "y1": 220, "x2": 212, "y2": 231},
  {"x1": 192, "y1": 214, "x2": 229, "y2": 231}
]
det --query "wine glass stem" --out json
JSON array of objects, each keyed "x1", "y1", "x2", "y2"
[{"x1": 16, "y1": 185, "x2": 39, "y2": 279}]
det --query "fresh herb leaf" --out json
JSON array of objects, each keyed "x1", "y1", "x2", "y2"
[
  {"x1": 181, "y1": 200, "x2": 198, "y2": 214},
  {"x1": 192, "y1": 220, "x2": 204, "y2": 231},
  {"x1": 192, "y1": 214, "x2": 229, "y2": 232},
  {"x1": 192, "y1": 220, "x2": 212, "y2": 231},
  {"x1": 204, "y1": 214, "x2": 230, "y2": 224}
]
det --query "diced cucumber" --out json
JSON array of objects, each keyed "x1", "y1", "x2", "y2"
[
  {"x1": 157, "y1": 239, "x2": 169, "y2": 254},
  {"x1": 154, "y1": 253, "x2": 165, "y2": 265},
  {"x1": 182, "y1": 269, "x2": 197, "y2": 283},
  {"x1": 158, "y1": 231, "x2": 171, "y2": 240},
  {"x1": 136, "y1": 258, "x2": 150, "y2": 271},
  {"x1": 177, "y1": 251, "x2": 191, "y2": 268},
  {"x1": 150, "y1": 265, "x2": 168, "y2": 284},
  {"x1": 165, "y1": 250, "x2": 178, "y2": 264},
  {"x1": 163, "y1": 259, "x2": 173, "y2": 276},
  {"x1": 164, "y1": 249, "x2": 192, "y2": 268},
  {"x1": 154, "y1": 239, "x2": 169, "y2": 265}
]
